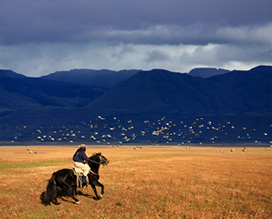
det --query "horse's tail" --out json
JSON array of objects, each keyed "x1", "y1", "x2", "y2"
[{"x1": 40, "y1": 172, "x2": 57, "y2": 205}]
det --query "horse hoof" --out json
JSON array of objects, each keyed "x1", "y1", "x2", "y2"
[
  {"x1": 99, "y1": 194, "x2": 103, "y2": 198},
  {"x1": 75, "y1": 201, "x2": 81, "y2": 205}
]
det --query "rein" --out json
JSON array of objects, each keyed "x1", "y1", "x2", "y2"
[
  {"x1": 86, "y1": 158, "x2": 100, "y2": 175},
  {"x1": 87, "y1": 154, "x2": 109, "y2": 176},
  {"x1": 87, "y1": 155, "x2": 108, "y2": 165},
  {"x1": 89, "y1": 169, "x2": 99, "y2": 175},
  {"x1": 87, "y1": 156, "x2": 106, "y2": 175},
  {"x1": 87, "y1": 158, "x2": 101, "y2": 165}
]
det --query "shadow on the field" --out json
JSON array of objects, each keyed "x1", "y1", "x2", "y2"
[
  {"x1": 60, "y1": 197, "x2": 78, "y2": 204},
  {"x1": 77, "y1": 190, "x2": 97, "y2": 200}
]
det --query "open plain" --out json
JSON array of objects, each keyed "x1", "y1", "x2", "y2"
[{"x1": 0, "y1": 145, "x2": 271, "y2": 218}]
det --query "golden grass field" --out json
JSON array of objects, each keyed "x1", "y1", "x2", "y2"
[{"x1": 0, "y1": 145, "x2": 271, "y2": 219}]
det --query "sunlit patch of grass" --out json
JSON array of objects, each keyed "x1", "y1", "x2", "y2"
[
  {"x1": 0, "y1": 160, "x2": 68, "y2": 171},
  {"x1": 0, "y1": 146, "x2": 272, "y2": 218}
]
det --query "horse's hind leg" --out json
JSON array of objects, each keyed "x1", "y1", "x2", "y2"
[
  {"x1": 72, "y1": 186, "x2": 80, "y2": 203},
  {"x1": 52, "y1": 198, "x2": 60, "y2": 205},
  {"x1": 61, "y1": 181, "x2": 80, "y2": 204},
  {"x1": 50, "y1": 185, "x2": 60, "y2": 205},
  {"x1": 68, "y1": 187, "x2": 80, "y2": 204}
]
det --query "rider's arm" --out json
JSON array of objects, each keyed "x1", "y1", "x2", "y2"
[{"x1": 81, "y1": 152, "x2": 88, "y2": 162}]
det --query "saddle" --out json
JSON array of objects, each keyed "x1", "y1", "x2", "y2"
[
  {"x1": 73, "y1": 167, "x2": 84, "y2": 175},
  {"x1": 72, "y1": 167, "x2": 88, "y2": 188}
]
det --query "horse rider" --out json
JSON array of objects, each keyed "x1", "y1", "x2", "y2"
[{"x1": 73, "y1": 144, "x2": 90, "y2": 185}]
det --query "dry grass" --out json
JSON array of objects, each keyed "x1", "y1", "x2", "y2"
[{"x1": 0, "y1": 145, "x2": 271, "y2": 218}]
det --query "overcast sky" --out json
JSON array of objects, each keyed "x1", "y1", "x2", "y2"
[{"x1": 1, "y1": 0, "x2": 272, "y2": 77}]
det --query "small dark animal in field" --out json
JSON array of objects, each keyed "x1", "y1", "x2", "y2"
[{"x1": 40, "y1": 153, "x2": 109, "y2": 205}]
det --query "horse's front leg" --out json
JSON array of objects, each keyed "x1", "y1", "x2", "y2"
[
  {"x1": 90, "y1": 181, "x2": 104, "y2": 200},
  {"x1": 90, "y1": 184, "x2": 100, "y2": 200},
  {"x1": 97, "y1": 181, "x2": 104, "y2": 196}
]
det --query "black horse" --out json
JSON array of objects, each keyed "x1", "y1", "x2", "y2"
[{"x1": 41, "y1": 152, "x2": 109, "y2": 205}]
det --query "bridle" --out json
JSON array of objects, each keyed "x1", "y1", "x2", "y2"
[
  {"x1": 87, "y1": 158, "x2": 101, "y2": 165},
  {"x1": 87, "y1": 154, "x2": 109, "y2": 175},
  {"x1": 87, "y1": 155, "x2": 109, "y2": 165}
]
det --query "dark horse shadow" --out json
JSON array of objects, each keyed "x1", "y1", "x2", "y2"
[
  {"x1": 77, "y1": 190, "x2": 97, "y2": 200},
  {"x1": 40, "y1": 152, "x2": 109, "y2": 205}
]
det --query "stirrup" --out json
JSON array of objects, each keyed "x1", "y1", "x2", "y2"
[{"x1": 81, "y1": 176, "x2": 88, "y2": 187}]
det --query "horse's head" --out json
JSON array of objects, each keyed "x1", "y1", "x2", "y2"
[
  {"x1": 89, "y1": 152, "x2": 109, "y2": 166},
  {"x1": 98, "y1": 153, "x2": 109, "y2": 166}
]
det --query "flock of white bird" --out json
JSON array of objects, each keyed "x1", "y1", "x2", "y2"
[{"x1": 9, "y1": 115, "x2": 271, "y2": 147}]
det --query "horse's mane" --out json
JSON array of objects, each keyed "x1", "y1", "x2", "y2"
[{"x1": 89, "y1": 152, "x2": 101, "y2": 159}]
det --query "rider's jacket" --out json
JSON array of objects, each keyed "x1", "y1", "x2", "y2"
[{"x1": 73, "y1": 151, "x2": 88, "y2": 163}]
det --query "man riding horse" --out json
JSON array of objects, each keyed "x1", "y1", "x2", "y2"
[
  {"x1": 41, "y1": 151, "x2": 109, "y2": 205},
  {"x1": 72, "y1": 144, "x2": 90, "y2": 186}
]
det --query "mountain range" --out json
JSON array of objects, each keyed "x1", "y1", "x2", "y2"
[
  {"x1": 88, "y1": 66, "x2": 271, "y2": 114},
  {"x1": 0, "y1": 66, "x2": 271, "y2": 144},
  {"x1": 188, "y1": 68, "x2": 229, "y2": 78},
  {"x1": 41, "y1": 69, "x2": 140, "y2": 88},
  {"x1": 0, "y1": 69, "x2": 107, "y2": 112}
]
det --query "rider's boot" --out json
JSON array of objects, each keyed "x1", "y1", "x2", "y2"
[{"x1": 81, "y1": 175, "x2": 88, "y2": 186}]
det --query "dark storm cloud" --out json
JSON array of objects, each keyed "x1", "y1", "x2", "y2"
[
  {"x1": 1, "y1": 0, "x2": 272, "y2": 45},
  {"x1": 0, "y1": 0, "x2": 272, "y2": 76}
]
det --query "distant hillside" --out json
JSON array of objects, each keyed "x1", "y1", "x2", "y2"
[
  {"x1": 209, "y1": 66, "x2": 272, "y2": 112},
  {"x1": 0, "y1": 69, "x2": 27, "y2": 79},
  {"x1": 1, "y1": 66, "x2": 271, "y2": 116},
  {"x1": 0, "y1": 69, "x2": 107, "y2": 113},
  {"x1": 188, "y1": 68, "x2": 229, "y2": 78},
  {"x1": 88, "y1": 66, "x2": 272, "y2": 114},
  {"x1": 88, "y1": 70, "x2": 215, "y2": 114},
  {"x1": 41, "y1": 69, "x2": 140, "y2": 88}
]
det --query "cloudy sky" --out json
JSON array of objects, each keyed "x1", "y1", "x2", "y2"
[{"x1": 1, "y1": 0, "x2": 272, "y2": 77}]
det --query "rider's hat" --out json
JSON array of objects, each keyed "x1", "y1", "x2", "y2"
[{"x1": 79, "y1": 144, "x2": 87, "y2": 148}]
